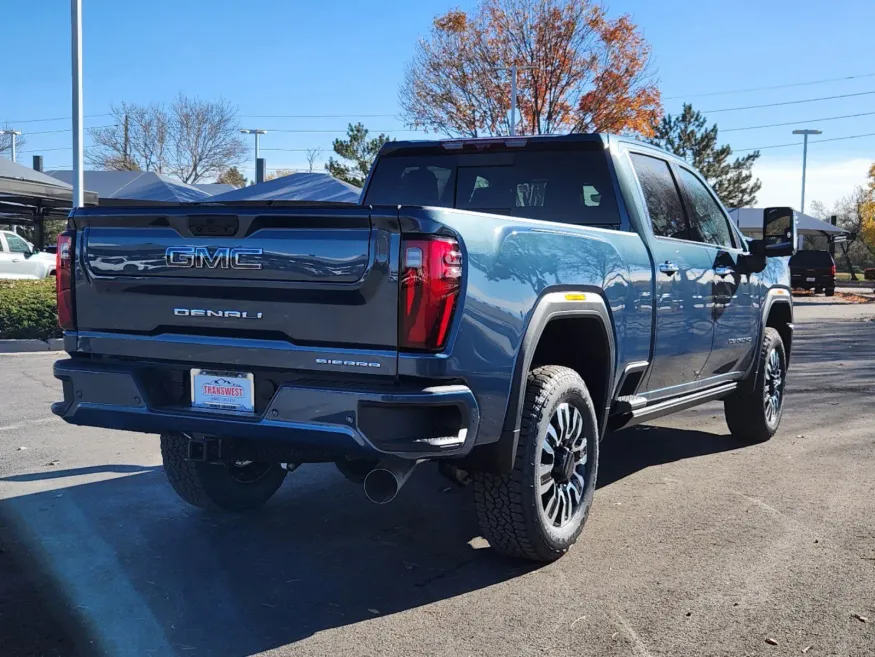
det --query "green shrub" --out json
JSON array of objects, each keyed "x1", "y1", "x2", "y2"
[{"x1": 0, "y1": 279, "x2": 61, "y2": 340}]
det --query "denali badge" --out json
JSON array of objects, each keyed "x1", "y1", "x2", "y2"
[
  {"x1": 165, "y1": 246, "x2": 263, "y2": 270},
  {"x1": 174, "y1": 308, "x2": 263, "y2": 320},
  {"x1": 727, "y1": 336, "x2": 752, "y2": 345}
]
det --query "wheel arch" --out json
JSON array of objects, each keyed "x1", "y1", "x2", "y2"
[
  {"x1": 459, "y1": 290, "x2": 616, "y2": 473},
  {"x1": 739, "y1": 290, "x2": 793, "y2": 394}
]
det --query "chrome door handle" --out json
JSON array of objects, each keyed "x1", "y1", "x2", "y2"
[
  {"x1": 658, "y1": 262, "x2": 679, "y2": 276},
  {"x1": 714, "y1": 266, "x2": 734, "y2": 277}
]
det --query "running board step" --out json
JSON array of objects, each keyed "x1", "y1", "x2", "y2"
[
  {"x1": 612, "y1": 395, "x2": 647, "y2": 414},
  {"x1": 613, "y1": 382, "x2": 738, "y2": 430}
]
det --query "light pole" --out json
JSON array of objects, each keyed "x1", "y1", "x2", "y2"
[
  {"x1": 492, "y1": 65, "x2": 535, "y2": 136},
  {"x1": 793, "y1": 129, "x2": 822, "y2": 214},
  {"x1": 0, "y1": 129, "x2": 22, "y2": 162},
  {"x1": 240, "y1": 128, "x2": 267, "y2": 173},
  {"x1": 71, "y1": 0, "x2": 84, "y2": 207}
]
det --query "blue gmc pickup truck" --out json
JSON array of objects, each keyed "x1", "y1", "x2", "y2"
[{"x1": 52, "y1": 134, "x2": 796, "y2": 561}]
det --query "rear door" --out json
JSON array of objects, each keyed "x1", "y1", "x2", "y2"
[
  {"x1": 73, "y1": 206, "x2": 401, "y2": 351},
  {"x1": 628, "y1": 153, "x2": 715, "y2": 396},
  {"x1": 674, "y1": 166, "x2": 759, "y2": 378}
]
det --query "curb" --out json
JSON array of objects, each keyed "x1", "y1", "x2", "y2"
[
  {"x1": 837, "y1": 280, "x2": 875, "y2": 289},
  {"x1": 0, "y1": 338, "x2": 64, "y2": 354}
]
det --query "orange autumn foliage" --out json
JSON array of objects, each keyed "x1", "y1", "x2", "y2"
[{"x1": 400, "y1": 0, "x2": 662, "y2": 138}]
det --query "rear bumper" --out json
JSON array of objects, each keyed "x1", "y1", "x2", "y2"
[
  {"x1": 51, "y1": 358, "x2": 480, "y2": 460},
  {"x1": 791, "y1": 274, "x2": 834, "y2": 289}
]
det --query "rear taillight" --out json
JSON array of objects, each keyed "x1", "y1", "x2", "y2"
[
  {"x1": 56, "y1": 231, "x2": 76, "y2": 330},
  {"x1": 399, "y1": 236, "x2": 462, "y2": 351},
  {"x1": 831, "y1": 264, "x2": 836, "y2": 276}
]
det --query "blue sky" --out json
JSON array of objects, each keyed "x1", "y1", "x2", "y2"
[{"x1": 3, "y1": 0, "x2": 875, "y2": 209}]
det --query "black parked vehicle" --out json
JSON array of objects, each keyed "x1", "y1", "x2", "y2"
[{"x1": 789, "y1": 250, "x2": 835, "y2": 296}]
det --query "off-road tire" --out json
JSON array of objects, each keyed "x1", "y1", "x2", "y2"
[
  {"x1": 160, "y1": 433, "x2": 287, "y2": 511},
  {"x1": 472, "y1": 366, "x2": 599, "y2": 562},
  {"x1": 724, "y1": 327, "x2": 787, "y2": 443}
]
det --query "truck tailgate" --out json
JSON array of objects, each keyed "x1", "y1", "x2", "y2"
[{"x1": 72, "y1": 206, "x2": 400, "y2": 352}]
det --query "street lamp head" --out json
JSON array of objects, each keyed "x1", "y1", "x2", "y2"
[
  {"x1": 0, "y1": 129, "x2": 22, "y2": 136},
  {"x1": 793, "y1": 129, "x2": 822, "y2": 135},
  {"x1": 240, "y1": 129, "x2": 267, "y2": 135}
]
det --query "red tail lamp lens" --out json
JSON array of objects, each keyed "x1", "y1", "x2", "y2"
[{"x1": 399, "y1": 237, "x2": 462, "y2": 351}]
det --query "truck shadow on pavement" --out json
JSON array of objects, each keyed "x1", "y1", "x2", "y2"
[{"x1": 0, "y1": 423, "x2": 747, "y2": 657}]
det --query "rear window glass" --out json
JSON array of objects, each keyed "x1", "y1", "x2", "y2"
[
  {"x1": 364, "y1": 148, "x2": 620, "y2": 226},
  {"x1": 790, "y1": 250, "x2": 834, "y2": 267}
]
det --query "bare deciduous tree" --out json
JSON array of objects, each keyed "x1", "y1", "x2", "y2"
[
  {"x1": 89, "y1": 95, "x2": 247, "y2": 183},
  {"x1": 265, "y1": 168, "x2": 298, "y2": 181},
  {"x1": 810, "y1": 189, "x2": 875, "y2": 279},
  {"x1": 306, "y1": 148, "x2": 323, "y2": 173}
]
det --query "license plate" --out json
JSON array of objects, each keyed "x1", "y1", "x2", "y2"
[
  {"x1": 190, "y1": 369, "x2": 255, "y2": 413},
  {"x1": 806, "y1": 277, "x2": 816, "y2": 282}
]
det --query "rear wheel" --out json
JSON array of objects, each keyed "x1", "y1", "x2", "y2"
[
  {"x1": 814, "y1": 287, "x2": 823, "y2": 295},
  {"x1": 724, "y1": 328, "x2": 787, "y2": 443},
  {"x1": 825, "y1": 288, "x2": 835, "y2": 297},
  {"x1": 472, "y1": 366, "x2": 598, "y2": 562},
  {"x1": 160, "y1": 433, "x2": 287, "y2": 511}
]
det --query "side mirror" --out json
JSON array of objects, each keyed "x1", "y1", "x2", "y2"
[{"x1": 762, "y1": 206, "x2": 797, "y2": 257}]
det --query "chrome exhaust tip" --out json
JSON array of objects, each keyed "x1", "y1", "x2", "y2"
[{"x1": 363, "y1": 459, "x2": 419, "y2": 504}]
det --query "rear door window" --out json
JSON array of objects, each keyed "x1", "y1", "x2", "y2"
[
  {"x1": 790, "y1": 251, "x2": 834, "y2": 267},
  {"x1": 629, "y1": 153, "x2": 690, "y2": 240},
  {"x1": 365, "y1": 147, "x2": 620, "y2": 227}
]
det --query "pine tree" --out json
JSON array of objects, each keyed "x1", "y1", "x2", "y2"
[
  {"x1": 326, "y1": 123, "x2": 391, "y2": 187},
  {"x1": 648, "y1": 104, "x2": 761, "y2": 208},
  {"x1": 216, "y1": 166, "x2": 246, "y2": 188}
]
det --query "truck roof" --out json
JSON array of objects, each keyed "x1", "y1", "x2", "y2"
[{"x1": 379, "y1": 132, "x2": 670, "y2": 158}]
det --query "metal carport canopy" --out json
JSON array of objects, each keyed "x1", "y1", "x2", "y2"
[
  {"x1": 728, "y1": 208, "x2": 848, "y2": 237},
  {"x1": 0, "y1": 158, "x2": 98, "y2": 213},
  {"x1": 207, "y1": 172, "x2": 361, "y2": 203}
]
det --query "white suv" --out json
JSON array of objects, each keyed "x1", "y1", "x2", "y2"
[{"x1": 0, "y1": 230, "x2": 56, "y2": 279}]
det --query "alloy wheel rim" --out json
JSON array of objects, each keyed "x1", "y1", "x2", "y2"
[
  {"x1": 763, "y1": 348, "x2": 784, "y2": 425},
  {"x1": 538, "y1": 402, "x2": 588, "y2": 528}
]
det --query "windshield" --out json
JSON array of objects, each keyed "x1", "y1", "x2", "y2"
[{"x1": 364, "y1": 148, "x2": 620, "y2": 226}]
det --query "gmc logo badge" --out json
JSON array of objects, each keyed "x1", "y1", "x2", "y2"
[{"x1": 165, "y1": 246, "x2": 263, "y2": 270}]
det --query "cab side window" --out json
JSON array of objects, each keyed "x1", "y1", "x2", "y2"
[
  {"x1": 4, "y1": 234, "x2": 31, "y2": 254},
  {"x1": 676, "y1": 168, "x2": 736, "y2": 249},
  {"x1": 629, "y1": 153, "x2": 691, "y2": 240}
]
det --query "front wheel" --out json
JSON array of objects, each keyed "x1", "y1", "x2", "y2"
[
  {"x1": 472, "y1": 366, "x2": 599, "y2": 562},
  {"x1": 160, "y1": 434, "x2": 287, "y2": 511},
  {"x1": 724, "y1": 327, "x2": 787, "y2": 443}
]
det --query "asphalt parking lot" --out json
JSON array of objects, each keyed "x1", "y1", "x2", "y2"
[{"x1": 1, "y1": 294, "x2": 874, "y2": 657}]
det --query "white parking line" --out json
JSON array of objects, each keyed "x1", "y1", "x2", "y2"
[{"x1": 0, "y1": 417, "x2": 58, "y2": 432}]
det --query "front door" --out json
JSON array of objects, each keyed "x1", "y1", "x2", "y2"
[
  {"x1": 674, "y1": 166, "x2": 759, "y2": 377},
  {"x1": 1, "y1": 232, "x2": 41, "y2": 279},
  {"x1": 627, "y1": 152, "x2": 715, "y2": 396}
]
